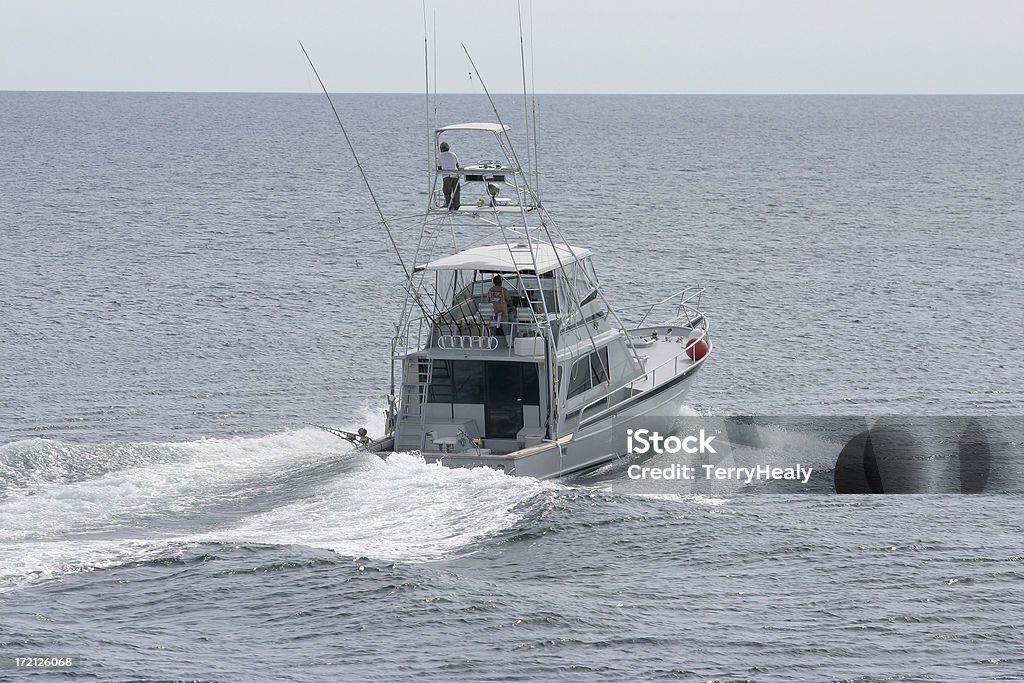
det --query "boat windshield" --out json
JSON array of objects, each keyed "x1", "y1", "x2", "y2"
[{"x1": 449, "y1": 274, "x2": 559, "y2": 315}]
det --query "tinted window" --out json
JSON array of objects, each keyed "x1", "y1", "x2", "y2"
[
  {"x1": 426, "y1": 361, "x2": 454, "y2": 403},
  {"x1": 427, "y1": 360, "x2": 537, "y2": 406},
  {"x1": 567, "y1": 356, "x2": 592, "y2": 399},
  {"x1": 452, "y1": 360, "x2": 485, "y2": 403},
  {"x1": 427, "y1": 360, "x2": 485, "y2": 403},
  {"x1": 590, "y1": 347, "x2": 609, "y2": 385},
  {"x1": 522, "y1": 361, "x2": 540, "y2": 403}
]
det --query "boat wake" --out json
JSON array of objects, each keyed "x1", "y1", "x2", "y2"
[
  {"x1": 0, "y1": 407, "x2": 882, "y2": 593},
  {"x1": 193, "y1": 450, "x2": 556, "y2": 560},
  {"x1": 0, "y1": 415, "x2": 556, "y2": 593}
]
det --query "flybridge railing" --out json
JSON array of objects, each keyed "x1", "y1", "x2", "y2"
[
  {"x1": 394, "y1": 310, "x2": 555, "y2": 358},
  {"x1": 428, "y1": 160, "x2": 538, "y2": 213},
  {"x1": 618, "y1": 286, "x2": 705, "y2": 329}
]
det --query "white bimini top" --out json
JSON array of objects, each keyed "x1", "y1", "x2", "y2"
[
  {"x1": 436, "y1": 122, "x2": 511, "y2": 134},
  {"x1": 416, "y1": 243, "x2": 591, "y2": 275}
]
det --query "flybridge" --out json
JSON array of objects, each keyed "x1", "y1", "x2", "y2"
[{"x1": 428, "y1": 123, "x2": 540, "y2": 215}]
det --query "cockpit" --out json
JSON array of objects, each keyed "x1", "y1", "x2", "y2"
[{"x1": 450, "y1": 273, "x2": 559, "y2": 316}]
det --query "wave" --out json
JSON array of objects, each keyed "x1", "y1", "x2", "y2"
[
  {"x1": 0, "y1": 403, "x2": 863, "y2": 594},
  {"x1": 0, "y1": 427, "x2": 359, "y2": 541},
  {"x1": 193, "y1": 451, "x2": 555, "y2": 561},
  {"x1": 0, "y1": 416, "x2": 556, "y2": 592}
]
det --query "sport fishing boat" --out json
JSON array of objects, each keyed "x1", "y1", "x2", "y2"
[{"x1": 342, "y1": 121, "x2": 712, "y2": 478}]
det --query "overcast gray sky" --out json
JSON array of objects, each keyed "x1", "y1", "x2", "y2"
[{"x1": 2, "y1": 0, "x2": 1022, "y2": 93}]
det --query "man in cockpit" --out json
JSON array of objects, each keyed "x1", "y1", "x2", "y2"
[{"x1": 487, "y1": 275, "x2": 512, "y2": 341}]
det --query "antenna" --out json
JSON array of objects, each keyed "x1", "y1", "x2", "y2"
[
  {"x1": 517, "y1": 0, "x2": 532, "y2": 195},
  {"x1": 422, "y1": 1, "x2": 431, "y2": 197},
  {"x1": 432, "y1": 10, "x2": 438, "y2": 137},
  {"x1": 529, "y1": 0, "x2": 540, "y2": 203}
]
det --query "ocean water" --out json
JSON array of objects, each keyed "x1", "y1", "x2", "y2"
[{"x1": 1, "y1": 92, "x2": 1023, "y2": 681}]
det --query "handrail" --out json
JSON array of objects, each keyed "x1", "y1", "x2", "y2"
[
  {"x1": 396, "y1": 313, "x2": 553, "y2": 357},
  {"x1": 618, "y1": 286, "x2": 705, "y2": 328},
  {"x1": 659, "y1": 303, "x2": 705, "y2": 331},
  {"x1": 428, "y1": 158, "x2": 538, "y2": 212},
  {"x1": 617, "y1": 286, "x2": 703, "y2": 312},
  {"x1": 576, "y1": 323, "x2": 710, "y2": 430}
]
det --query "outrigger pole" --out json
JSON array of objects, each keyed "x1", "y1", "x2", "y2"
[
  {"x1": 299, "y1": 41, "x2": 431, "y2": 407},
  {"x1": 299, "y1": 41, "x2": 423, "y2": 311},
  {"x1": 528, "y1": 0, "x2": 541, "y2": 203}
]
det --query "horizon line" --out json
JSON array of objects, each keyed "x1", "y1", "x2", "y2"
[{"x1": 3, "y1": 89, "x2": 1023, "y2": 96}]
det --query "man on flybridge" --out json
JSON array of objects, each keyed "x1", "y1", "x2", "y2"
[{"x1": 438, "y1": 141, "x2": 461, "y2": 210}]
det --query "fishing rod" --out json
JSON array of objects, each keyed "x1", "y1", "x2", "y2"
[
  {"x1": 298, "y1": 42, "x2": 427, "y2": 315},
  {"x1": 299, "y1": 41, "x2": 432, "y2": 409}
]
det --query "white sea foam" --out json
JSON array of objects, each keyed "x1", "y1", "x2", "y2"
[
  {"x1": 0, "y1": 539, "x2": 174, "y2": 593},
  {"x1": 0, "y1": 419, "x2": 554, "y2": 592},
  {"x1": 195, "y1": 451, "x2": 553, "y2": 561},
  {"x1": 0, "y1": 428, "x2": 351, "y2": 542}
]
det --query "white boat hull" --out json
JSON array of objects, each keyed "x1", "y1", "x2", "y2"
[{"x1": 365, "y1": 361, "x2": 703, "y2": 479}]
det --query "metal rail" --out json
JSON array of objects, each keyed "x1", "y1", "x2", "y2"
[
  {"x1": 576, "y1": 323, "x2": 711, "y2": 430},
  {"x1": 618, "y1": 286, "x2": 705, "y2": 328}
]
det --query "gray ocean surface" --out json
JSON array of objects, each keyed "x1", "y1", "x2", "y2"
[{"x1": 1, "y1": 92, "x2": 1023, "y2": 681}]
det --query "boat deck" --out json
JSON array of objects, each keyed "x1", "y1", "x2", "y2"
[{"x1": 626, "y1": 323, "x2": 705, "y2": 393}]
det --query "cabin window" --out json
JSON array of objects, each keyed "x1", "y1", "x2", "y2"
[
  {"x1": 426, "y1": 360, "x2": 537, "y2": 407},
  {"x1": 590, "y1": 346, "x2": 609, "y2": 385},
  {"x1": 467, "y1": 273, "x2": 558, "y2": 314},
  {"x1": 567, "y1": 356, "x2": 590, "y2": 399},
  {"x1": 567, "y1": 347, "x2": 610, "y2": 400},
  {"x1": 562, "y1": 258, "x2": 598, "y2": 307},
  {"x1": 427, "y1": 360, "x2": 484, "y2": 403}
]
